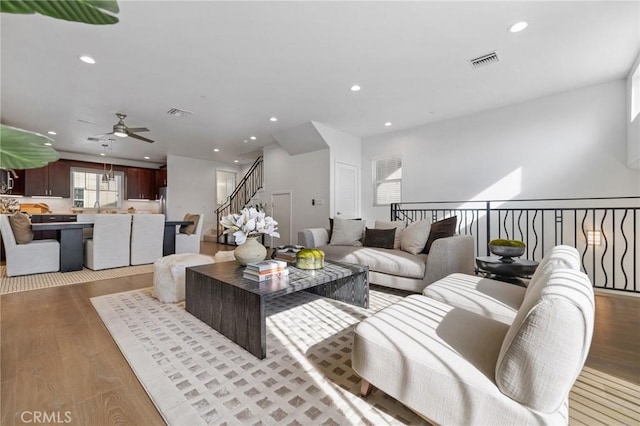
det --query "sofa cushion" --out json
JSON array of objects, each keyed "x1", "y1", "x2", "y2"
[
  {"x1": 526, "y1": 244, "x2": 580, "y2": 291},
  {"x1": 179, "y1": 213, "x2": 200, "y2": 235},
  {"x1": 422, "y1": 216, "x2": 457, "y2": 254},
  {"x1": 374, "y1": 220, "x2": 406, "y2": 249},
  {"x1": 400, "y1": 219, "x2": 431, "y2": 255},
  {"x1": 320, "y1": 245, "x2": 427, "y2": 279},
  {"x1": 352, "y1": 295, "x2": 559, "y2": 425},
  {"x1": 9, "y1": 212, "x2": 34, "y2": 244},
  {"x1": 363, "y1": 227, "x2": 395, "y2": 249},
  {"x1": 329, "y1": 217, "x2": 361, "y2": 241},
  {"x1": 329, "y1": 217, "x2": 365, "y2": 246},
  {"x1": 496, "y1": 268, "x2": 594, "y2": 412},
  {"x1": 423, "y1": 273, "x2": 525, "y2": 325}
]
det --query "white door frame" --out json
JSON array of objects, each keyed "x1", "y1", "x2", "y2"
[{"x1": 271, "y1": 191, "x2": 293, "y2": 246}]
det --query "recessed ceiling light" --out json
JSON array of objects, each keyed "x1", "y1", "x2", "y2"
[
  {"x1": 144, "y1": 156, "x2": 150, "y2": 160},
  {"x1": 44, "y1": 142, "x2": 53, "y2": 146},
  {"x1": 269, "y1": 117, "x2": 278, "y2": 122},
  {"x1": 79, "y1": 55, "x2": 96, "y2": 64},
  {"x1": 384, "y1": 122, "x2": 392, "y2": 127},
  {"x1": 213, "y1": 148, "x2": 220, "y2": 152},
  {"x1": 243, "y1": 140, "x2": 248, "y2": 143},
  {"x1": 509, "y1": 21, "x2": 528, "y2": 33},
  {"x1": 47, "y1": 131, "x2": 57, "y2": 135},
  {"x1": 234, "y1": 160, "x2": 239, "y2": 163},
  {"x1": 250, "y1": 136, "x2": 257, "y2": 140},
  {"x1": 350, "y1": 85, "x2": 361, "y2": 92},
  {"x1": 100, "y1": 152, "x2": 105, "y2": 156}
]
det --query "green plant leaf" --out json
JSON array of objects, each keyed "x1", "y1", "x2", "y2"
[
  {"x1": 1, "y1": 0, "x2": 119, "y2": 25},
  {"x1": 0, "y1": 125, "x2": 60, "y2": 170}
]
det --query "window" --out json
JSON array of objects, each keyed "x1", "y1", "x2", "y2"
[
  {"x1": 373, "y1": 156, "x2": 402, "y2": 206},
  {"x1": 71, "y1": 168, "x2": 123, "y2": 208},
  {"x1": 632, "y1": 61, "x2": 640, "y2": 121}
]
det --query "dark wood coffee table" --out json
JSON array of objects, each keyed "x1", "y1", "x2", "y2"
[{"x1": 185, "y1": 260, "x2": 369, "y2": 359}]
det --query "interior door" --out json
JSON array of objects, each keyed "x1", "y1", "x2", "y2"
[
  {"x1": 335, "y1": 161, "x2": 360, "y2": 218},
  {"x1": 271, "y1": 192, "x2": 292, "y2": 246},
  {"x1": 216, "y1": 170, "x2": 236, "y2": 207}
]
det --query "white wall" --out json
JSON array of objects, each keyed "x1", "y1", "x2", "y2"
[
  {"x1": 361, "y1": 79, "x2": 640, "y2": 222},
  {"x1": 262, "y1": 144, "x2": 330, "y2": 242},
  {"x1": 627, "y1": 54, "x2": 640, "y2": 169},
  {"x1": 313, "y1": 122, "x2": 362, "y2": 217},
  {"x1": 167, "y1": 154, "x2": 240, "y2": 237}
]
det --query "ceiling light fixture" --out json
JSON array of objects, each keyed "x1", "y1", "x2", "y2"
[
  {"x1": 79, "y1": 55, "x2": 96, "y2": 64},
  {"x1": 47, "y1": 131, "x2": 57, "y2": 135},
  {"x1": 350, "y1": 85, "x2": 361, "y2": 92},
  {"x1": 269, "y1": 117, "x2": 278, "y2": 122},
  {"x1": 144, "y1": 156, "x2": 150, "y2": 160},
  {"x1": 213, "y1": 148, "x2": 220, "y2": 152},
  {"x1": 243, "y1": 140, "x2": 248, "y2": 143},
  {"x1": 44, "y1": 142, "x2": 53, "y2": 146},
  {"x1": 384, "y1": 122, "x2": 392, "y2": 127},
  {"x1": 250, "y1": 136, "x2": 257, "y2": 140},
  {"x1": 100, "y1": 152, "x2": 106, "y2": 156},
  {"x1": 509, "y1": 21, "x2": 528, "y2": 33},
  {"x1": 234, "y1": 160, "x2": 239, "y2": 163}
]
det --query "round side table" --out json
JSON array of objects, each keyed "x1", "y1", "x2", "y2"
[{"x1": 476, "y1": 256, "x2": 539, "y2": 286}]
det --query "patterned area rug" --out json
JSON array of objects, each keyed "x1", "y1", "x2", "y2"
[
  {"x1": 0, "y1": 264, "x2": 154, "y2": 295},
  {"x1": 91, "y1": 287, "x2": 425, "y2": 425}
]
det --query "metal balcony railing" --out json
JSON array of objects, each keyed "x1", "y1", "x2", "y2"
[{"x1": 391, "y1": 196, "x2": 640, "y2": 293}]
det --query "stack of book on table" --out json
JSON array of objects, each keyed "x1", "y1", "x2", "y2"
[
  {"x1": 272, "y1": 245, "x2": 305, "y2": 262},
  {"x1": 243, "y1": 259, "x2": 289, "y2": 282}
]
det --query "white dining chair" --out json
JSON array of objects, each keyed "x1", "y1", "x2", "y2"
[
  {"x1": 175, "y1": 213, "x2": 204, "y2": 254},
  {"x1": 0, "y1": 214, "x2": 60, "y2": 277},
  {"x1": 130, "y1": 214, "x2": 165, "y2": 265},
  {"x1": 84, "y1": 214, "x2": 132, "y2": 270}
]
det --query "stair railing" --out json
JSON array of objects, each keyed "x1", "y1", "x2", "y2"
[{"x1": 215, "y1": 156, "x2": 264, "y2": 243}]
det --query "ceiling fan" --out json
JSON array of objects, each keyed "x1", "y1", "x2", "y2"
[{"x1": 93, "y1": 113, "x2": 154, "y2": 143}]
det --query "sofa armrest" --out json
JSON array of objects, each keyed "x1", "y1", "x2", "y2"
[
  {"x1": 297, "y1": 228, "x2": 329, "y2": 247},
  {"x1": 424, "y1": 235, "x2": 475, "y2": 286}
]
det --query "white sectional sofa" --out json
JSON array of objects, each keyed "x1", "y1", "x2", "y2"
[
  {"x1": 352, "y1": 245, "x2": 594, "y2": 425},
  {"x1": 298, "y1": 226, "x2": 474, "y2": 292}
]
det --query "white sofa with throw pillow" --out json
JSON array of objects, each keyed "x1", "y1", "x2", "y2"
[
  {"x1": 298, "y1": 217, "x2": 474, "y2": 292},
  {"x1": 352, "y1": 245, "x2": 594, "y2": 425}
]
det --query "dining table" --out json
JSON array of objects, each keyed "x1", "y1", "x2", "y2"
[{"x1": 31, "y1": 220, "x2": 192, "y2": 272}]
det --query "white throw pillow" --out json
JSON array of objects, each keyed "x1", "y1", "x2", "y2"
[
  {"x1": 374, "y1": 220, "x2": 407, "y2": 249},
  {"x1": 330, "y1": 218, "x2": 365, "y2": 246},
  {"x1": 400, "y1": 219, "x2": 431, "y2": 255}
]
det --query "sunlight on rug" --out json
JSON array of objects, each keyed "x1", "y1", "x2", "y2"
[
  {"x1": 0, "y1": 264, "x2": 153, "y2": 295},
  {"x1": 92, "y1": 287, "x2": 424, "y2": 425},
  {"x1": 91, "y1": 287, "x2": 640, "y2": 426}
]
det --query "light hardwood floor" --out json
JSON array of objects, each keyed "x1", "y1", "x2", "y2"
[{"x1": 1, "y1": 242, "x2": 638, "y2": 425}]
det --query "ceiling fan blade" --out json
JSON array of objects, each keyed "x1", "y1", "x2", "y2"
[
  {"x1": 128, "y1": 132, "x2": 154, "y2": 143},
  {"x1": 92, "y1": 132, "x2": 115, "y2": 138},
  {"x1": 127, "y1": 127, "x2": 149, "y2": 133}
]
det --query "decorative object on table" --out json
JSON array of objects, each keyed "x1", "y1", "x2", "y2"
[
  {"x1": 243, "y1": 259, "x2": 288, "y2": 282},
  {"x1": 271, "y1": 245, "x2": 304, "y2": 262},
  {"x1": 0, "y1": 197, "x2": 20, "y2": 214},
  {"x1": 220, "y1": 207, "x2": 279, "y2": 265},
  {"x1": 296, "y1": 248, "x2": 325, "y2": 270},
  {"x1": 18, "y1": 202, "x2": 51, "y2": 214},
  {"x1": 488, "y1": 239, "x2": 526, "y2": 263}
]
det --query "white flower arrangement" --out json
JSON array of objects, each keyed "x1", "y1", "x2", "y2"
[{"x1": 220, "y1": 207, "x2": 280, "y2": 245}]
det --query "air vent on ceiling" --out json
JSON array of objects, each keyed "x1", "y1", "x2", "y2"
[
  {"x1": 167, "y1": 107, "x2": 193, "y2": 117},
  {"x1": 469, "y1": 51, "x2": 499, "y2": 68}
]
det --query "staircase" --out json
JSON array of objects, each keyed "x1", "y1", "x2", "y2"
[{"x1": 210, "y1": 156, "x2": 264, "y2": 244}]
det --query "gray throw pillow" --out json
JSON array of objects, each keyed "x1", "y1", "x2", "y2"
[
  {"x1": 400, "y1": 219, "x2": 431, "y2": 255},
  {"x1": 9, "y1": 212, "x2": 34, "y2": 244},
  {"x1": 330, "y1": 218, "x2": 365, "y2": 246}
]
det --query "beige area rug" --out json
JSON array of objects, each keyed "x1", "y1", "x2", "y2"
[
  {"x1": 0, "y1": 264, "x2": 154, "y2": 295},
  {"x1": 91, "y1": 288, "x2": 640, "y2": 426}
]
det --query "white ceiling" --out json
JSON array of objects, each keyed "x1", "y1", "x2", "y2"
[{"x1": 1, "y1": 1, "x2": 638, "y2": 166}]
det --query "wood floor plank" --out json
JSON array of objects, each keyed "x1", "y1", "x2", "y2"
[
  {"x1": 1, "y1": 378, "x2": 16, "y2": 426},
  {"x1": 572, "y1": 380, "x2": 640, "y2": 414},
  {"x1": 570, "y1": 389, "x2": 638, "y2": 424},
  {"x1": 59, "y1": 349, "x2": 123, "y2": 404},
  {"x1": 1, "y1": 334, "x2": 18, "y2": 381},
  {"x1": 75, "y1": 386, "x2": 164, "y2": 426}
]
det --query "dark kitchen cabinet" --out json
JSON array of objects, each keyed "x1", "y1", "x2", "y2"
[
  {"x1": 154, "y1": 166, "x2": 167, "y2": 199},
  {"x1": 31, "y1": 214, "x2": 77, "y2": 240},
  {"x1": 24, "y1": 160, "x2": 71, "y2": 197},
  {"x1": 126, "y1": 167, "x2": 155, "y2": 200}
]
